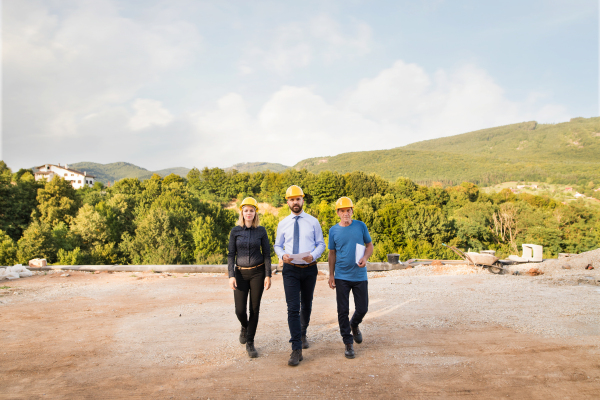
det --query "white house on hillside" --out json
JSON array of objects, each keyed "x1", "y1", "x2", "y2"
[{"x1": 33, "y1": 164, "x2": 95, "y2": 189}]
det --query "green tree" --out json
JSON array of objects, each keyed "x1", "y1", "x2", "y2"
[
  {"x1": 311, "y1": 171, "x2": 346, "y2": 204},
  {"x1": 0, "y1": 172, "x2": 41, "y2": 241},
  {"x1": 453, "y1": 202, "x2": 496, "y2": 251},
  {"x1": 0, "y1": 229, "x2": 18, "y2": 266},
  {"x1": 36, "y1": 176, "x2": 79, "y2": 227},
  {"x1": 17, "y1": 221, "x2": 54, "y2": 263},
  {"x1": 344, "y1": 171, "x2": 389, "y2": 200},
  {"x1": 120, "y1": 208, "x2": 183, "y2": 265},
  {"x1": 163, "y1": 173, "x2": 185, "y2": 186},
  {"x1": 70, "y1": 204, "x2": 110, "y2": 248},
  {"x1": 192, "y1": 215, "x2": 226, "y2": 264}
]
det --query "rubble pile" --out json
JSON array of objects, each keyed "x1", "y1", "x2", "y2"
[{"x1": 0, "y1": 265, "x2": 34, "y2": 281}]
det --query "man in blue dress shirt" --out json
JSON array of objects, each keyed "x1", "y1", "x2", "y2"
[
  {"x1": 328, "y1": 197, "x2": 374, "y2": 359},
  {"x1": 275, "y1": 185, "x2": 326, "y2": 366}
]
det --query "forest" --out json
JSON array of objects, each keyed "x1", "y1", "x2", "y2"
[{"x1": 1, "y1": 160, "x2": 599, "y2": 266}]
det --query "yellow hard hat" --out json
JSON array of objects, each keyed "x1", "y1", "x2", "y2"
[
  {"x1": 240, "y1": 197, "x2": 258, "y2": 211},
  {"x1": 285, "y1": 185, "x2": 305, "y2": 199},
  {"x1": 335, "y1": 197, "x2": 354, "y2": 210}
]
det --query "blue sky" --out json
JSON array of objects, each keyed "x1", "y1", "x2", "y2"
[{"x1": 2, "y1": 0, "x2": 597, "y2": 171}]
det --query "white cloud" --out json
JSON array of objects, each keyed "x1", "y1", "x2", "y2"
[
  {"x1": 240, "y1": 14, "x2": 373, "y2": 74},
  {"x1": 2, "y1": 1, "x2": 573, "y2": 172},
  {"x1": 3, "y1": 0, "x2": 201, "y2": 140},
  {"x1": 128, "y1": 99, "x2": 174, "y2": 131},
  {"x1": 188, "y1": 60, "x2": 569, "y2": 167}
]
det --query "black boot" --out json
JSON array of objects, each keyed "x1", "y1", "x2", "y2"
[
  {"x1": 239, "y1": 326, "x2": 247, "y2": 344},
  {"x1": 351, "y1": 325, "x2": 363, "y2": 344},
  {"x1": 288, "y1": 349, "x2": 303, "y2": 366},
  {"x1": 344, "y1": 343, "x2": 355, "y2": 359},
  {"x1": 246, "y1": 342, "x2": 258, "y2": 358},
  {"x1": 301, "y1": 335, "x2": 310, "y2": 349}
]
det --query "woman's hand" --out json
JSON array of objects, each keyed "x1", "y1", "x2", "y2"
[
  {"x1": 264, "y1": 276, "x2": 271, "y2": 290},
  {"x1": 229, "y1": 277, "x2": 237, "y2": 290}
]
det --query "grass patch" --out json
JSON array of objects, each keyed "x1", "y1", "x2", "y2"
[{"x1": 0, "y1": 286, "x2": 11, "y2": 289}]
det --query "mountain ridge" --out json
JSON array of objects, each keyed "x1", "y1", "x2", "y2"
[
  {"x1": 293, "y1": 117, "x2": 600, "y2": 185},
  {"x1": 66, "y1": 116, "x2": 600, "y2": 186}
]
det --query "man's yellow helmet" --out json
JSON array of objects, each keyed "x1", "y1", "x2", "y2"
[
  {"x1": 335, "y1": 197, "x2": 354, "y2": 210},
  {"x1": 240, "y1": 197, "x2": 258, "y2": 211},
  {"x1": 285, "y1": 185, "x2": 305, "y2": 199}
]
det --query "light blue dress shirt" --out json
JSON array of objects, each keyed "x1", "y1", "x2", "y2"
[{"x1": 274, "y1": 211, "x2": 326, "y2": 263}]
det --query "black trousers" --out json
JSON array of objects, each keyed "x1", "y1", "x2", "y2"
[
  {"x1": 233, "y1": 266, "x2": 265, "y2": 343},
  {"x1": 335, "y1": 279, "x2": 369, "y2": 344},
  {"x1": 282, "y1": 263, "x2": 318, "y2": 350}
]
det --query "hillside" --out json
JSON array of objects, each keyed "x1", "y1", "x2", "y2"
[
  {"x1": 153, "y1": 167, "x2": 191, "y2": 177},
  {"x1": 294, "y1": 117, "x2": 600, "y2": 186},
  {"x1": 69, "y1": 162, "x2": 190, "y2": 184},
  {"x1": 225, "y1": 162, "x2": 289, "y2": 173}
]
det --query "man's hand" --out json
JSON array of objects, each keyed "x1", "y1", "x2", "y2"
[
  {"x1": 302, "y1": 254, "x2": 314, "y2": 263},
  {"x1": 282, "y1": 254, "x2": 291, "y2": 263},
  {"x1": 229, "y1": 277, "x2": 237, "y2": 290},
  {"x1": 264, "y1": 276, "x2": 271, "y2": 290},
  {"x1": 328, "y1": 275, "x2": 336, "y2": 289},
  {"x1": 357, "y1": 256, "x2": 368, "y2": 268}
]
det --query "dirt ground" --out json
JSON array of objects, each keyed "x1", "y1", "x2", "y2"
[{"x1": 1, "y1": 268, "x2": 600, "y2": 399}]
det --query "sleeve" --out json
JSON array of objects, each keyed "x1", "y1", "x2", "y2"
[
  {"x1": 260, "y1": 227, "x2": 272, "y2": 277},
  {"x1": 274, "y1": 220, "x2": 285, "y2": 258},
  {"x1": 328, "y1": 227, "x2": 336, "y2": 250},
  {"x1": 362, "y1": 222, "x2": 372, "y2": 244},
  {"x1": 227, "y1": 228, "x2": 237, "y2": 278},
  {"x1": 310, "y1": 217, "x2": 326, "y2": 261}
]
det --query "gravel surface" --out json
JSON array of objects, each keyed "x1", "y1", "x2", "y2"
[{"x1": 2, "y1": 257, "x2": 600, "y2": 398}]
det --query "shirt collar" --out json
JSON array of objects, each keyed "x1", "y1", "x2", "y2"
[{"x1": 290, "y1": 211, "x2": 305, "y2": 219}]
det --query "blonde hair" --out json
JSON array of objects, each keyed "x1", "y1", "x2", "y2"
[{"x1": 237, "y1": 205, "x2": 260, "y2": 228}]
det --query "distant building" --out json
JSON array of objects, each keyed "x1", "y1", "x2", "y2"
[
  {"x1": 565, "y1": 187, "x2": 573, "y2": 192},
  {"x1": 574, "y1": 192, "x2": 585, "y2": 198},
  {"x1": 33, "y1": 163, "x2": 95, "y2": 189}
]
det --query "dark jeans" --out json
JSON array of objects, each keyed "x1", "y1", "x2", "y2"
[
  {"x1": 335, "y1": 279, "x2": 369, "y2": 344},
  {"x1": 282, "y1": 263, "x2": 318, "y2": 350},
  {"x1": 233, "y1": 266, "x2": 265, "y2": 343}
]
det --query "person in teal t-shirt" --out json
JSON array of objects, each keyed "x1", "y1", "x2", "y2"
[{"x1": 328, "y1": 197, "x2": 374, "y2": 359}]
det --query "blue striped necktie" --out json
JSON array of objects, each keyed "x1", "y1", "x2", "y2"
[{"x1": 293, "y1": 216, "x2": 300, "y2": 254}]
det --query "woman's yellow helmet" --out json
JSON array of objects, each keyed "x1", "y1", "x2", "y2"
[{"x1": 240, "y1": 197, "x2": 259, "y2": 211}]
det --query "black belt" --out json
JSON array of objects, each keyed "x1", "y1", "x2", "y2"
[
  {"x1": 286, "y1": 261, "x2": 317, "y2": 268},
  {"x1": 236, "y1": 263, "x2": 264, "y2": 270}
]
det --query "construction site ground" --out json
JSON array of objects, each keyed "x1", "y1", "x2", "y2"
[{"x1": 1, "y1": 264, "x2": 600, "y2": 399}]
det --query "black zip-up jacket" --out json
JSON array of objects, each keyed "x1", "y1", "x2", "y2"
[{"x1": 227, "y1": 225, "x2": 272, "y2": 278}]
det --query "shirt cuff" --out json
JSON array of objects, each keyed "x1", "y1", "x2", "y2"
[{"x1": 310, "y1": 251, "x2": 319, "y2": 262}]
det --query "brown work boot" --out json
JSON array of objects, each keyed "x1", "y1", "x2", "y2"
[
  {"x1": 351, "y1": 325, "x2": 363, "y2": 344},
  {"x1": 301, "y1": 335, "x2": 309, "y2": 349},
  {"x1": 239, "y1": 326, "x2": 247, "y2": 344},
  {"x1": 344, "y1": 343, "x2": 355, "y2": 359},
  {"x1": 246, "y1": 342, "x2": 258, "y2": 358},
  {"x1": 288, "y1": 349, "x2": 303, "y2": 366}
]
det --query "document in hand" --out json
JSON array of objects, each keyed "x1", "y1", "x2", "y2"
[
  {"x1": 355, "y1": 243, "x2": 366, "y2": 264},
  {"x1": 289, "y1": 252, "x2": 311, "y2": 262}
]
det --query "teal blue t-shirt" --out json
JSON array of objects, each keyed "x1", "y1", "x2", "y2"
[{"x1": 328, "y1": 220, "x2": 372, "y2": 282}]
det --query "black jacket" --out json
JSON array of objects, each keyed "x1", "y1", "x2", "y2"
[{"x1": 227, "y1": 225, "x2": 272, "y2": 278}]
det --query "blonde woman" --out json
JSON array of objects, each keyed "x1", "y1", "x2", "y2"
[{"x1": 227, "y1": 197, "x2": 272, "y2": 358}]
